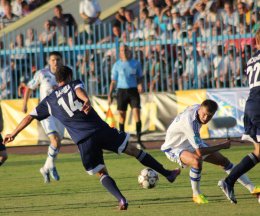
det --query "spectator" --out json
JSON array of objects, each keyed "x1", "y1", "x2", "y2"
[
  {"x1": 147, "y1": 0, "x2": 156, "y2": 17},
  {"x1": 79, "y1": 0, "x2": 101, "y2": 35},
  {"x1": 171, "y1": 7, "x2": 182, "y2": 27},
  {"x1": 25, "y1": 28, "x2": 39, "y2": 47},
  {"x1": 125, "y1": 9, "x2": 138, "y2": 28},
  {"x1": 115, "y1": 7, "x2": 126, "y2": 24},
  {"x1": 177, "y1": 0, "x2": 192, "y2": 17},
  {"x1": 0, "y1": 3, "x2": 19, "y2": 30},
  {"x1": 213, "y1": 45, "x2": 225, "y2": 88},
  {"x1": 11, "y1": 0, "x2": 23, "y2": 17},
  {"x1": 139, "y1": 7, "x2": 149, "y2": 29},
  {"x1": 0, "y1": 0, "x2": 8, "y2": 17},
  {"x1": 52, "y1": 4, "x2": 78, "y2": 39},
  {"x1": 222, "y1": 2, "x2": 239, "y2": 30},
  {"x1": 251, "y1": 8, "x2": 260, "y2": 33},
  {"x1": 143, "y1": 17, "x2": 157, "y2": 40},
  {"x1": 39, "y1": 20, "x2": 56, "y2": 46},
  {"x1": 139, "y1": 0, "x2": 147, "y2": 18},
  {"x1": 0, "y1": 60, "x2": 18, "y2": 99},
  {"x1": 21, "y1": 1, "x2": 31, "y2": 16},
  {"x1": 224, "y1": 46, "x2": 241, "y2": 87},
  {"x1": 173, "y1": 49, "x2": 185, "y2": 90}
]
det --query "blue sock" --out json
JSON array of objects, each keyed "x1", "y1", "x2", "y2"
[
  {"x1": 100, "y1": 174, "x2": 126, "y2": 202},
  {"x1": 136, "y1": 150, "x2": 171, "y2": 177},
  {"x1": 225, "y1": 153, "x2": 259, "y2": 187}
]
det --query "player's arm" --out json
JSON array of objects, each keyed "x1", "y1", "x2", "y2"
[
  {"x1": 75, "y1": 87, "x2": 92, "y2": 114},
  {"x1": 185, "y1": 120, "x2": 231, "y2": 157},
  {"x1": 195, "y1": 140, "x2": 231, "y2": 157},
  {"x1": 108, "y1": 63, "x2": 118, "y2": 105},
  {"x1": 23, "y1": 71, "x2": 41, "y2": 113},
  {"x1": 136, "y1": 61, "x2": 143, "y2": 93},
  {"x1": 22, "y1": 87, "x2": 32, "y2": 113},
  {"x1": 108, "y1": 80, "x2": 116, "y2": 105},
  {"x1": 3, "y1": 115, "x2": 35, "y2": 144}
]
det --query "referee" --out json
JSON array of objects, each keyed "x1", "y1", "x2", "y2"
[{"x1": 108, "y1": 44, "x2": 145, "y2": 149}]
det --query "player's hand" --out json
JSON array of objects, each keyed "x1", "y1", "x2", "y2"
[
  {"x1": 221, "y1": 140, "x2": 231, "y2": 149},
  {"x1": 3, "y1": 134, "x2": 15, "y2": 145},
  {"x1": 81, "y1": 101, "x2": 92, "y2": 114}
]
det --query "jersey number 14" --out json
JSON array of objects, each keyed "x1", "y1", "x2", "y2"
[{"x1": 58, "y1": 91, "x2": 82, "y2": 117}]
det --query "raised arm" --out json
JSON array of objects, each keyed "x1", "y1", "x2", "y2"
[
  {"x1": 75, "y1": 87, "x2": 92, "y2": 114},
  {"x1": 3, "y1": 115, "x2": 35, "y2": 144}
]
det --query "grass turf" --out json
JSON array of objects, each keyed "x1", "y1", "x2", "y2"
[{"x1": 0, "y1": 146, "x2": 259, "y2": 216}]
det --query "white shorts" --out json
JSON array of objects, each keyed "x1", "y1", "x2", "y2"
[
  {"x1": 41, "y1": 116, "x2": 64, "y2": 138},
  {"x1": 163, "y1": 142, "x2": 209, "y2": 168}
]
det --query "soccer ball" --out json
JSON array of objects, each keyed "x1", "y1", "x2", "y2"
[{"x1": 138, "y1": 168, "x2": 159, "y2": 189}]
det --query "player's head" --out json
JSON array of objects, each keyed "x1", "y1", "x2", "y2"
[
  {"x1": 198, "y1": 99, "x2": 218, "y2": 124},
  {"x1": 55, "y1": 66, "x2": 73, "y2": 84},
  {"x1": 256, "y1": 29, "x2": 260, "y2": 50},
  {"x1": 48, "y1": 51, "x2": 63, "y2": 73}
]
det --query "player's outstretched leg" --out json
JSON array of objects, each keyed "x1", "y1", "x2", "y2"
[
  {"x1": 124, "y1": 143, "x2": 181, "y2": 183},
  {"x1": 98, "y1": 170, "x2": 128, "y2": 210}
]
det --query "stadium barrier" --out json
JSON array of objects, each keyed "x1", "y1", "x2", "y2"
[
  {"x1": 1, "y1": 88, "x2": 249, "y2": 146},
  {"x1": 0, "y1": 13, "x2": 258, "y2": 100}
]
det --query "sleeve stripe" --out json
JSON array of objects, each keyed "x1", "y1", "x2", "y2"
[
  {"x1": 46, "y1": 102, "x2": 52, "y2": 115},
  {"x1": 74, "y1": 83, "x2": 84, "y2": 90}
]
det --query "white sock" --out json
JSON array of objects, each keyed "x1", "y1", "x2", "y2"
[
  {"x1": 224, "y1": 163, "x2": 254, "y2": 192},
  {"x1": 190, "y1": 167, "x2": 201, "y2": 196},
  {"x1": 43, "y1": 145, "x2": 59, "y2": 170}
]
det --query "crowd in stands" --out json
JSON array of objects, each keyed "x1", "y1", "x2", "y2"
[
  {"x1": 0, "y1": 0, "x2": 49, "y2": 29},
  {"x1": 0, "y1": 0, "x2": 260, "y2": 100}
]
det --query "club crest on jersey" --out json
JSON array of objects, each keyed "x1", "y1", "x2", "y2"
[{"x1": 55, "y1": 85, "x2": 70, "y2": 98}]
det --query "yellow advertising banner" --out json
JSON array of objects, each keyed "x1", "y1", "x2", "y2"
[
  {"x1": 1, "y1": 98, "x2": 39, "y2": 146},
  {"x1": 176, "y1": 89, "x2": 209, "y2": 138}
]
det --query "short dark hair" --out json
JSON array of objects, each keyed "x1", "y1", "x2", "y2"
[
  {"x1": 49, "y1": 51, "x2": 62, "y2": 58},
  {"x1": 201, "y1": 99, "x2": 218, "y2": 114},
  {"x1": 55, "y1": 4, "x2": 62, "y2": 10},
  {"x1": 55, "y1": 66, "x2": 73, "y2": 83}
]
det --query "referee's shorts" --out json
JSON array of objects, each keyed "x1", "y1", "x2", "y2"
[{"x1": 117, "y1": 88, "x2": 141, "y2": 111}]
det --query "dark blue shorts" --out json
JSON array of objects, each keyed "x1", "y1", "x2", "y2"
[
  {"x1": 77, "y1": 127, "x2": 130, "y2": 175},
  {"x1": 0, "y1": 134, "x2": 6, "y2": 151},
  {"x1": 243, "y1": 101, "x2": 260, "y2": 143}
]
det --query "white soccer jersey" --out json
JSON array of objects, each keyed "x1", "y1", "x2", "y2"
[
  {"x1": 161, "y1": 104, "x2": 205, "y2": 151},
  {"x1": 27, "y1": 68, "x2": 57, "y2": 101}
]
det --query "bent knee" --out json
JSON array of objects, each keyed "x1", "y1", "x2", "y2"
[{"x1": 192, "y1": 156, "x2": 203, "y2": 169}]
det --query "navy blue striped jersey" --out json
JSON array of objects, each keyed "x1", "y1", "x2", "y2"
[
  {"x1": 246, "y1": 50, "x2": 260, "y2": 98},
  {"x1": 30, "y1": 80, "x2": 108, "y2": 144}
]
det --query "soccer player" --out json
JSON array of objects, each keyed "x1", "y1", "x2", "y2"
[
  {"x1": 0, "y1": 107, "x2": 7, "y2": 166},
  {"x1": 218, "y1": 29, "x2": 260, "y2": 204},
  {"x1": 161, "y1": 99, "x2": 260, "y2": 204},
  {"x1": 0, "y1": 133, "x2": 8, "y2": 167},
  {"x1": 3, "y1": 66, "x2": 180, "y2": 210},
  {"x1": 108, "y1": 44, "x2": 145, "y2": 149},
  {"x1": 22, "y1": 51, "x2": 65, "y2": 183}
]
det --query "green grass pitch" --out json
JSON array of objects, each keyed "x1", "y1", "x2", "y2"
[{"x1": 0, "y1": 146, "x2": 259, "y2": 216}]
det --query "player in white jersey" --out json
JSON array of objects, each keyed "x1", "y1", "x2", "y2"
[
  {"x1": 161, "y1": 99, "x2": 260, "y2": 204},
  {"x1": 22, "y1": 51, "x2": 64, "y2": 183}
]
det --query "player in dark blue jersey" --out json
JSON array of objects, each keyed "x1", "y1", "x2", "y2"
[
  {"x1": 218, "y1": 29, "x2": 260, "y2": 204},
  {"x1": 2, "y1": 66, "x2": 181, "y2": 210},
  {"x1": 0, "y1": 108, "x2": 8, "y2": 167}
]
